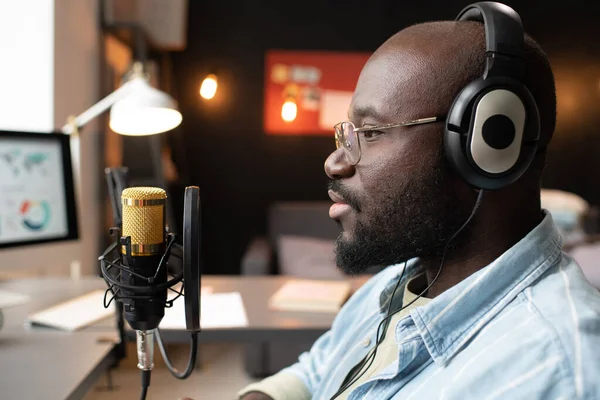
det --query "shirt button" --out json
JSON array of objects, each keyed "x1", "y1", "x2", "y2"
[{"x1": 362, "y1": 337, "x2": 371, "y2": 347}]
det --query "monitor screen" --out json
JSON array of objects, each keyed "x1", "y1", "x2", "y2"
[{"x1": 0, "y1": 130, "x2": 78, "y2": 249}]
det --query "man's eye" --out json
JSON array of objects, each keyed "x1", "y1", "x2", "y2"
[{"x1": 361, "y1": 130, "x2": 384, "y2": 139}]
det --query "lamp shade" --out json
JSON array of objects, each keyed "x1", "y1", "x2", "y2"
[{"x1": 109, "y1": 77, "x2": 182, "y2": 136}]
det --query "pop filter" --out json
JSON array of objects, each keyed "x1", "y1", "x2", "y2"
[{"x1": 183, "y1": 186, "x2": 201, "y2": 332}]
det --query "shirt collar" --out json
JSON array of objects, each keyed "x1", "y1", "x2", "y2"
[{"x1": 405, "y1": 210, "x2": 563, "y2": 365}]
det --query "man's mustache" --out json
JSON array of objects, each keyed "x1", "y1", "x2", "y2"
[{"x1": 328, "y1": 180, "x2": 362, "y2": 212}]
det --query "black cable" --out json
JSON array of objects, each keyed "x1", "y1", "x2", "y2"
[
  {"x1": 140, "y1": 370, "x2": 151, "y2": 400},
  {"x1": 329, "y1": 264, "x2": 406, "y2": 400},
  {"x1": 329, "y1": 189, "x2": 485, "y2": 400},
  {"x1": 155, "y1": 329, "x2": 199, "y2": 379}
]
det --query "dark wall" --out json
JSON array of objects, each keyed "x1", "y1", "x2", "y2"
[{"x1": 169, "y1": 0, "x2": 600, "y2": 275}]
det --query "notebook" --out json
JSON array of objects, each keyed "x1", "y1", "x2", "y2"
[
  {"x1": 160, "y1": 290, "x2": 249, "y2": 329},
  {"x1": 268, "y1": 279, "x2": 353, "y2": 313},
  {"x1": 27, "y1": 290, "x2": 115, "y2": 331}
]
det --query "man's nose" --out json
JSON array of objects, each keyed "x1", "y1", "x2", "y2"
[{"x1": 324, "y1": 149, "x2": 355, "y2": 180}]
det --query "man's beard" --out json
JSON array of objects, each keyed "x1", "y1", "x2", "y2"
[{"x1": 331, "y1": 161, "x2": 468, "y2": 275}]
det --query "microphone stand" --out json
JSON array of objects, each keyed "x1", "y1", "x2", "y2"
[
  {"x1": 100, "y1": 301, "x2": 126, "y2": 392},
  {"x1": 114, "y1": 301, "x2": 128, "y2": 364},
  {"x1": 106, "y1": 167, "x2": 130, "y2": 366},
  {"x1": 101, "y1": 168, "x2": 130, "y2": 382}
]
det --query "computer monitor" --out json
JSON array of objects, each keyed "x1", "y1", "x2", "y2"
[{"x1": 0, "y1": 130, "x2": 79, "y2": 274}]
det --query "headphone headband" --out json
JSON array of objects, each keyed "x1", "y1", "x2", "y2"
[
  {"x1": 456, "y1": 2, "x2": 524, "y2": 58},
  {"x1": 456, "y1": 2, "x2": 525, "y2": 81}
]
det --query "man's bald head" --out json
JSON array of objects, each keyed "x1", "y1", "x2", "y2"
[
  {"x1": 327, "y1": 20, "x2": 556, "y2": 274},
  {"x1": 352, "y1": 20, "x2": 556, "y2": 152}
]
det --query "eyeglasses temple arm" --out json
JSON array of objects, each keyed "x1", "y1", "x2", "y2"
[{"x1": 354, "y1": 116, "x2": 446, "y2": 132}]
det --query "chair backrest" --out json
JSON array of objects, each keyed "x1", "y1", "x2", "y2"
[
  {"x1": 267, "y1": 201, "x2": 386, "y2": 278},
  {"x1": 267, "y1": 202, "x2": 342, "y2": 279},
  {"x1": 268, "y1": 202, "x2": 340, "y2": 246}
]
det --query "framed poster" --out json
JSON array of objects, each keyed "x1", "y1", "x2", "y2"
[{"x1": 264, "y1": 50, "x2": 371, "y2": 135}]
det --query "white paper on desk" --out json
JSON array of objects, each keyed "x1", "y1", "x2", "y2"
[
  {"x1": 26, "y1": 290, "x2": 115, "y2": 332},
  {"x1": 160, "y1": 292, "x2": 249, "y2": 329}
]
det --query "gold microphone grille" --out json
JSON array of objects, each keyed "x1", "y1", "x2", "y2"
[
  {"x1": 121, "y1": 187, "x2": 167, "y2": 255},
  {"x1": 122, "y1": 187, "x2": 167, "y2": 201}
]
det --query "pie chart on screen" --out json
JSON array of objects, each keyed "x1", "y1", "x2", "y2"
[{"x1": 20, "y1": 200, "x2": 51, "y2": 231}]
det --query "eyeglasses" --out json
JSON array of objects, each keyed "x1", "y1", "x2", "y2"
[{"x1": 334, "y1": 116, "x2": 445, "y2": 165}]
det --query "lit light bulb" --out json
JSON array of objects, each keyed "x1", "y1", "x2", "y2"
[
  {"x1": 281, "y1": 100, "x2": 297, "y2": 122},
  {"x1": 199, "y1": 74, "x2": 218, "y2": 100}
]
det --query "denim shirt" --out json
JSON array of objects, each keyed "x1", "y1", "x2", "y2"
[{"x1": 278, "y1": 212, "x2": 600, "y2": 400}]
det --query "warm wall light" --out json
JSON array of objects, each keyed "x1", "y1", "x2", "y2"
[
  {"x1": 281, "y1": 82, "x2": 299, "y2": 123},
  {"x1": 199, "y1": 74, "x2": 218, "y2": 100},
  {"x1": 281, "y1": 99, "x2": 297, "y2": 122}
]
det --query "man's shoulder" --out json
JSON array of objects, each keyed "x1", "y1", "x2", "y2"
[
  {"x1": 526, "y1": 254, "x2": 600, "y2": 335},
  {"x1": 449, "y1": 261, "x2": 600, "y2": 400},
  {"x1": 507, "y1": 255, "x2": 600, "y2": 398}
]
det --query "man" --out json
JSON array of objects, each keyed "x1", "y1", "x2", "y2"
[{"x1": 238, "y1": 4, "x2": 600, "y2": 400}]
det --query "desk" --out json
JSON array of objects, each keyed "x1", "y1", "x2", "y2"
[
  {"x1": 0, "y1": 275, "x2": 368, "y2": 398},
  {"x1": 160, "y1": 275, "x2": 368, "y2": 343},
  {"x1": 0, "y1": 277, "x2": 118, "y2": 400},
  {"x1": 2, "y1": 275, "x2": 367, "y2": 342},
  {"x1": 0, "y1": 330, "x2": 115, "y2": 400}
]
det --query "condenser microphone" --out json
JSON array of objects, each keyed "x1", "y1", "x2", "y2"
[
  {"x1": 99, "y1": 184, "x2": 201, "y2": 400},
  {"x1": 121, "y1": 187, "x2": 168, "y2": 372}
]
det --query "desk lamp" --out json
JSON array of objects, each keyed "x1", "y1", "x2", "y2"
[{"x1": 62, "y1": 61, "x2": 182, "y2": 136}]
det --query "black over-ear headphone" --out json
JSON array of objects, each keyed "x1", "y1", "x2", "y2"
[{"x1": 444, "y1": 2, "x2": 541, "y2": 190}]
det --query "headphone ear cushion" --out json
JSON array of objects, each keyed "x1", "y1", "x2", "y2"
[
  {"x1": 445, "y1": 79, "x2": 493, "y2": 188},
  {"x1": 445, "y1": 77, "x2": 538, "y2": 190},
  {"x1": 446, "y1": 79, "x2": 487, "y2": 135}
]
